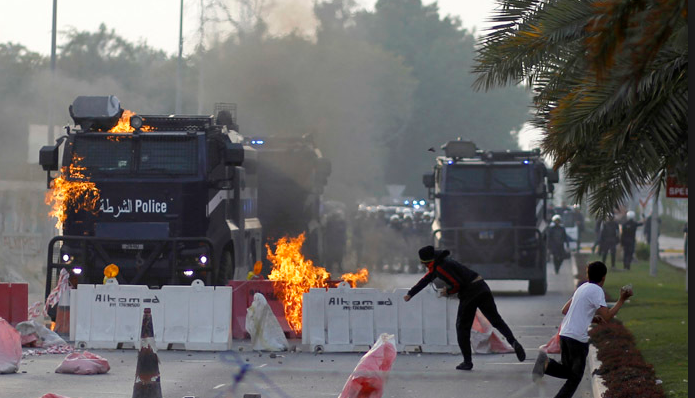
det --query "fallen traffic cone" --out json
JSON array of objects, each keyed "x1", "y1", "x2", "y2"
[{"x1": 132, "y1": 308, "x2": 162, "y2": 398}]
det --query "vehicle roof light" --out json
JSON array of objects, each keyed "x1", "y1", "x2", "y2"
[{"x1": 130, "y1": 115, "x2": 144, "y2": 130}]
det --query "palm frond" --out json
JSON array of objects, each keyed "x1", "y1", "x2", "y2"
[{"x1": 473, "y1": 0, "x2": 688, "y2": 217}]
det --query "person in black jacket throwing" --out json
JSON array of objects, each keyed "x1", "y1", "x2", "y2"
[{"x1": 404, "y1": 245, "x2": 526, "y2": 370}]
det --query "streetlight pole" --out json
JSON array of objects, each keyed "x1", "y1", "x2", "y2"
[
  {"x1": 197, "y1": 0, "x2": 205, "y2": 114},
  {"x1": 175, "y1": 0, "x2": 184, "y2": 114},
  {"x1": 649, "y1": 187, "x2": 660, "y2": 277},
  {"x1": 48, "y1": 0, "x2": 58, "y2": 144}
]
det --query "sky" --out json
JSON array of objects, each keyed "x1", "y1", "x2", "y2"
[
  {"x1": 0, "y1": 0, "x2": 541, "y2": 149},
  {"x1": 0, "y1": 1, "x2": 499, "y2": 56},
  {"x1": 1, "y1": 0, "x2": 188, "y2": 56}
]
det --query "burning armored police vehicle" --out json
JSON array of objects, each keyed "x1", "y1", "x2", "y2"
[{"x1": 40, "y1": 96, "x2": 261, "y2": 300}]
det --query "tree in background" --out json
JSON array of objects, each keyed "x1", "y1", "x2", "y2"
[
  {"x1": 352, "y1": 0, "x2": 532, "y2": 194},
  {"x1": 0, "y1": 44, "x2": 48, "y2": 170},
  {"x1": 58, "y1": 24, "x2": 181, "y2": 113},
  {"x1": 474, "y1": 0, "x2": 688, "y2": 219},
  {"x1": 200, "y1": 22, "x2": 416, "y2": 204},
  {"x1": 0, "y1": 1, "x2": 534, "y2": 203}
]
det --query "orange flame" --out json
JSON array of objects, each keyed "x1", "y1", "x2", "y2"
[
  {"x1": 267, "y1": 234, "x2": 330, "y2": 334},
  {"x1": 45, "y1": 155, "x2": 101, "y2": 229},
  {"x1": 108, "y1": 110, "x2": 152, "y2": 134},
  {"x1": 340, "y1": 268, "x2": 369, "y2": 288},
  {"x1": 266, "y1": 233, "x2": 369, "y2": 334}
]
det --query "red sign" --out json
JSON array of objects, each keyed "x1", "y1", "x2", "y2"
[{"x1": 666, "y1": 176, "x2": 688, "y2": 198}]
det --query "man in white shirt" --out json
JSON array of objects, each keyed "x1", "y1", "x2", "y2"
[{"x1": 532, "y1": 261, "x2": 633, "y2": 398}]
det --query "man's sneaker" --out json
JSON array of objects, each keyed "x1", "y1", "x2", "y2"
[
  {"x1": 456, "y1": 361, "x2": 473, "y2": 371},
  {"x1": 532, "y1": 351, "x2": 548, "y2": 382},
  {"x1": 513, "y1": 341, "x2": 526, "y2": 362}
]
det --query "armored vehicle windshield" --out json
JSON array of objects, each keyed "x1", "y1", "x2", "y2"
[{"x1": 70, "y1": 134, "x2": 199, "y2": 177}]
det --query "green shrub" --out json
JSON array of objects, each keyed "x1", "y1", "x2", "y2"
[{"x1": 635, "y1": 242, "x2": 650, "y2": 260}]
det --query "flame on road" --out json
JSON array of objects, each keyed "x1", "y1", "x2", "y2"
[
  {"x1": 340, "y1": 268, "x2": 369, "y2": 288},
  {"x1": 267, "y1": 233, "x2": 368, "y2": 334},
  {"x1": 45, "y1": 155, "x2": 100, "y2": 229}
]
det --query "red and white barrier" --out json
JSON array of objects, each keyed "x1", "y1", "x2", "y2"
[
  {"x1": 0, "y1": 282, "x2": 28, "y2": 326},
  {"x1": 228, "y1": 280, "x2": 297, "y2": 339}
]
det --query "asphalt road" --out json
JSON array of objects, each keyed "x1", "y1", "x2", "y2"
[{"x1": 2, "y1": 261, "x2": 593, "y2": 398}]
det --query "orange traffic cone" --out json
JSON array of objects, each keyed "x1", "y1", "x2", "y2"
[
  {"x1": 54, "y1": 289, "x2": 70, "y2": 335},
  {"x1": 132, "y1": 308, "x2": 162, "y2": 398}
]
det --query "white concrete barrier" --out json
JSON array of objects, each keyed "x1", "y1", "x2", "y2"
[
  {"x1": 397, "y1": 287, "x2": 423, "y2": 347},
  {"x1": 302, "y1": 288, "x2": 327, "y2": 347},
  {"x1": 302, "y1": 284, "x2": 459, "y2": 353},
  {"x1": 422, "y1": 287, "x2": 448, "y2": 347},
  {"x1": 72, "y1": 279, "x2": 232, "y2": 351},
  {"x1": 301, "y1": 284, "x2": 514, "y2": 353},
  {"x1": 373, "y1": 291, "x2": 399, "y2": 342}
]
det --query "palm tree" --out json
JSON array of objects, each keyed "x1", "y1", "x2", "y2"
[{"x1": 473, "y1": 0, "x2": 688, "y2": 219}]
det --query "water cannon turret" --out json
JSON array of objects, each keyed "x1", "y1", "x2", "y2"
[
  {"x1": 69, "y1": 95, "x2": 123, "y2": 131},
  {"x1": 214, "y1": 103, "x2": 239, "y2": 132},
  {"x1": 442, "y1": 140, "x2": 477, "y2": 160}
]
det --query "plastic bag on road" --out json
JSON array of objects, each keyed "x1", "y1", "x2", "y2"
[
  {"x1": 470, "y1": 310, "x2": 514, "y2": 354},
  {"x1": 40, "y1": 394, "x2": 73, "y2": 398},
  {"x1": 15, "y1": 319, "x2": 66, "y2": 347},
  {"x1": 20, "y1": 332, "x2": 39, "y2": 347},
  {"x1": 55, "y1": 351, "x2": 110, "y2": 375},
  {"x1": 245, "y1": 293, "x2": 289, "y2": 351},
  {"x1": 0, "y1": 317, "x2": 22, "y2": 374},
  {"x1": 338, "y1": 333, "x2": 397, "y2": 398}
]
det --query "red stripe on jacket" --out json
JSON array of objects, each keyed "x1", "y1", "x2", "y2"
[{"x1": 437, "y1": 266, "x2": 461, "y2": 294}]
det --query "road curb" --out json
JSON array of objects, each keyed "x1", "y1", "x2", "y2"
[
  {"x1": 571, "y1": 253, "x2": 608, "y2": 398},
  {"x1": 588, "y1": 344, "x2": 608, "y2": 397}
]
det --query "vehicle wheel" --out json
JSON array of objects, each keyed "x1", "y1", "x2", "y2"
[
  {"x1": 248, "y1": 240, "x2": 257, "y2": 270},
  {"x1": 217, "y1": 248, "x2": 235, "y2": 285},
  {"x1": 529, "y1": 279, "x2": 547, "y2": 295}
]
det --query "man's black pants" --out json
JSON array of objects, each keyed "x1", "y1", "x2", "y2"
[
  {"x1": 550, "y1": 246, "x2": 566, "y2": 274},
  {"x1": 622, "y1": 241, "x2": 635, "y2": 269},
  {"x1": 600, "y1": 244, "x2": 616, "y2": 268},
  {"x1": 545, "y1": 336, "x2": 589, "y2": 398},
  {"x1": 456, "y1": 281, "x2": 516, "y2": 363}
]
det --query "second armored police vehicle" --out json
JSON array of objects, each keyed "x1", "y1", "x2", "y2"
[
  {"x1": 244, "y1": 135, "x2": 331, "y2": 270},
  {"x1": 423, "y1": 140, "x2": 558, "y2": 295}
]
